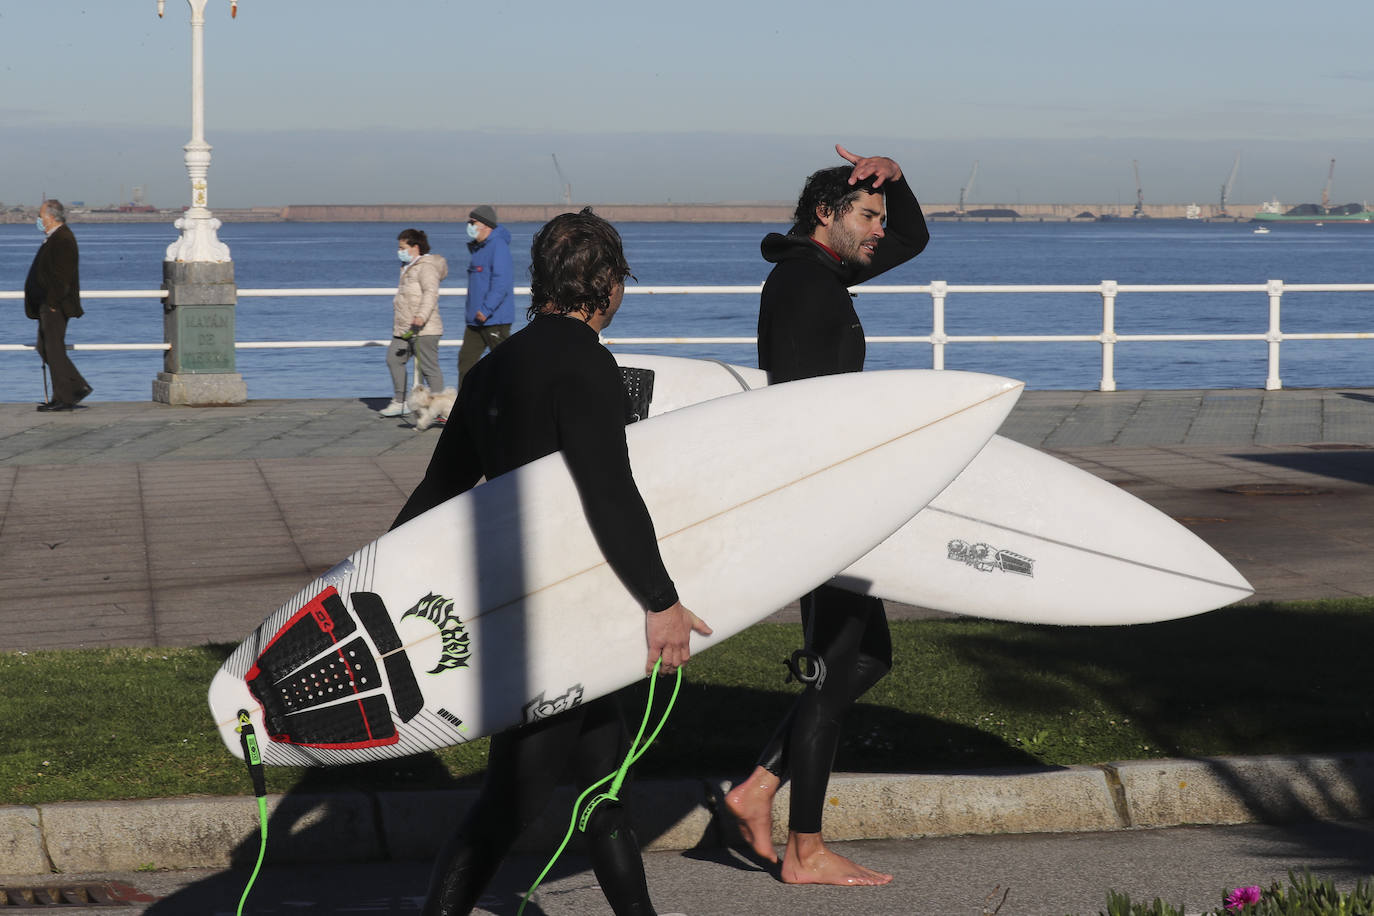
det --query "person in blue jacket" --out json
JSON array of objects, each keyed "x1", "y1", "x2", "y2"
[{"x1": 457, "y1": 205, "x2": 514, "y2": 387}]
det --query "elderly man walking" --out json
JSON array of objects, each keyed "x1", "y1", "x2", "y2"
[{"x1": 25, "y1": 199, "x2": 92, "y2": 411}]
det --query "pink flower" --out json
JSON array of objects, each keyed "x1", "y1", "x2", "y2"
[{"x1": 1225, "y1": 885, "x2": 1262, "y2": 910}]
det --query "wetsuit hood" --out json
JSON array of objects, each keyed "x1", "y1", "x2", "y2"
[{"x1": 761, "y1": 231, "x2": 854, "y2": 282}]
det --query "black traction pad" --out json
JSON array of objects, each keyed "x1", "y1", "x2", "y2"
[
  {"x1": 352, "y1": 591, "x2": 424, "y2": 722},
  {"x1": 620, "y1": 367, "x2": 655, "y2": 424},
  {"x1": 246, "y1": 588, "x2": 399, "y2": 749}
]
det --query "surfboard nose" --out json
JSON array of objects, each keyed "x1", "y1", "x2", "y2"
[
  {"x1": 906, "y1": 369, "x2": 1023, "y2": 399},
  {"x1": 866, "y1": 369, "x2": 1025, "y2": 467},
  {"x1": 901, "y1": 370, "x2": 1025, "y2": 417},
  {"x1": 1189, "y1": 545, "x2": 1255, "y2": 602},
  {"x1": 839, "y1": 369, "x2": 1024, "y2": 427}
]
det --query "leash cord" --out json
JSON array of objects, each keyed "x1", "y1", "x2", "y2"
[
  {"x1": 237, "y1": 797, "x2": 269, "y2": 916},
  {"x1": 235, "y1": 711, "x2": 270, "y2": 916},
  {"x1": 517, "y1": 663, "x2": 682, "y2": 916}
]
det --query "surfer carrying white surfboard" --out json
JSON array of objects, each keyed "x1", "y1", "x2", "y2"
[
  {"x1": 727, "y1": 144, "x2": 931, "y2": 887},
  {"x1": 391, "y1": 208, "x2": 711, "y2": 916}
]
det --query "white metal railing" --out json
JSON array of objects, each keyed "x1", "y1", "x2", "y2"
[{"x1": 4, "y1": 281, "x2": 1374, "y2": 391}]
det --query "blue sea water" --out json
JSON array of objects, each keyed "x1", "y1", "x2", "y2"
[{"x1": 2, "y1": 218, "x2": 1373, "y2": 402}]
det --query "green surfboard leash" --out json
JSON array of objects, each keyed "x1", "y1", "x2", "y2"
[
  {"x1": 234, "y1": 710, "x2": 269, "y2": 916},
  {"x1": 517, "y1": 662, "x2": 683, "y2": 916}
]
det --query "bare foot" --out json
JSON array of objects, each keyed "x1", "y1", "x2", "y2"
[
  {"x1": 723, "y1": 767, "x2": 780, "y2": 863},
  {"x1": 780, "y1": 832, "x2": 893, "y2": 886}
]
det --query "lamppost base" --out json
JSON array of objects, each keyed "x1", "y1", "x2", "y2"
[
  {"x1": 166, "y1": 214, "x2": 231, "y2": 263},
  {"x1": 153, "y1": 371, "x2": 247, "y2": 406}
]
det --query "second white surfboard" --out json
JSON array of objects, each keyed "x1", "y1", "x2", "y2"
[{"x1": 615, "y1": 353, "x2": 1253, "y2": 624}]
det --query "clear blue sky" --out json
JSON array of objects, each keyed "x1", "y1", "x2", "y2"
[{"x1": 3, "y1": 0, "x2": 1373, "y2": 208}]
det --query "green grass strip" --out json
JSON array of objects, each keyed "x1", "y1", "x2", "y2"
[{"x1": 3, "y1": 598, "x2": 1373, "y2": 806}]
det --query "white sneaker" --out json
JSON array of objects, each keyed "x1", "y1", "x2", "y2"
[{"x1": 378, "y1": 400, "x2": 410, "y2": 417}]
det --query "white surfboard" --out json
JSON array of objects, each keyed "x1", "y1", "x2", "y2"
[
  {"x1": 210, "y1": 370, "x2": 1023, "y2": 765},
  {"x1": 614, "y1": 353, "x2": 1253, "y2": 625}
]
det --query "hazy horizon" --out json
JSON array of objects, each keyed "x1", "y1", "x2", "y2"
[{"x1": 4, "y1": 2, "x2": 1373, "y2": 211}]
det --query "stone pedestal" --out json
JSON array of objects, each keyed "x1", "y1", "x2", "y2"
[{"x1": 154, "y1": 260, "x2": 247, "y2": 406}]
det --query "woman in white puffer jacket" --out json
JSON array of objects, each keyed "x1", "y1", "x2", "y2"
[{"x1": 381, "y1": 228, "x2": 449, "y2": 417}]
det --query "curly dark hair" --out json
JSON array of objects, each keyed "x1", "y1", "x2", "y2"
[
  {"x1": 527, "y1": 208, "x2": 630, "y2": 320},
  {"x1": 789, "y1": 166, "x2": 882, "y2": 236},
  {"x1": 397, "y1": 228, "x2": 430, "y2": 254}
]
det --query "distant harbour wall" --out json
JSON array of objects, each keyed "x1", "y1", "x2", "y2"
[
  {"x1": 278, "y1": 203, "x2": 796, "y2": 223},
  {"x1": 990, "y1": 202, "x2": 1261, "y2": 220},
  {"x1": 0, "y1": 207, "x2": 285, "y2": 225},
  {"x1": 0, "y1": 202, "x2": 1266, "y2": 224},
  {"x1": 276, "y1": 202, "x2": 1263, "y2": 223}
]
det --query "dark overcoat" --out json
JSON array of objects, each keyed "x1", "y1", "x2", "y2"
[{"x1": 24, "y1": 223, "x2": 83, "y2": 320}]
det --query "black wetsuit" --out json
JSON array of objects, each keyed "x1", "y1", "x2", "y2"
[
  {"x1": 393, "y1": 314, "x2": 676, "y2": 916},
  {"x1": 754, "y1": 176, "x2": 929, "y2": 834}
]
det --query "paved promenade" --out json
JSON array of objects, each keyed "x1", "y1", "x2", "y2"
[
  {"x1": 4, "y1": 386, "x2": 1374, "y2": 912},
  {"x1": 4, "y1": 386, "x2": 1374, "y2": 650}
]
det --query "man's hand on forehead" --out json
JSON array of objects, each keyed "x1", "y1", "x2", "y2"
[{"x1": 836, "y1": 143, "x2": 903, "y2": 188}]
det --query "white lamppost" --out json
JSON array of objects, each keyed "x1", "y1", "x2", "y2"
[
  {"x1": 153, "y1": 0, "x2": 246, "y2": 407},
  {"x1": 160, "y1": 0, "x2": 235, "y2": 262}
]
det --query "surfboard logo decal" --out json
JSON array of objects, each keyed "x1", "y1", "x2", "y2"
[
  {"x1": 947, "y1": 540, "x2": 1034, "y2": 577},
  {"x1": 401, "y1": 593, "x2": 472, "y2": 674},
  {"x1": 436, "y1": 707, "x2": 467, "y2": 733},
  {"x1": 524, "y1": 685, "x2": 584, "y2": 722}
]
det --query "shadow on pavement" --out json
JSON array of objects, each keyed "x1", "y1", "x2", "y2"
[
  {"x1": 1229, "y1": 448, "x2": 1374, "y2": 487},
  {"x1": 943, "y1": 602, "x2": 1374, "y2": 873},
  {"x1": 144, "y1": 679, "x2": 1043, "y2": 913},
  {"x1": 645, "y1": 680, "x2": 1046, "y2": 776}
]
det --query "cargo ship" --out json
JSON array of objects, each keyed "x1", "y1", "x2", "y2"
[
  {"x1": 1252, "y1": 199, "x2": 1374, "y2": 224},
  {"x1": 1252, "y1": 160, "x2": 1373, "y2": 223}
]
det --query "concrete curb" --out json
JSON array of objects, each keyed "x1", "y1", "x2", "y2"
[{"x1": 7, "y1": 752, "x2": 1374, "y2": 876}]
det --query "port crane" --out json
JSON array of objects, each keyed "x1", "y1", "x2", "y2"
[
  {"x1": 1218, "y1": 154, "x2": 1240, "y2": 218},
  {"x1": 551, "y1": 154, "x2": 573, "y2": 206},
  {"x1": 1131, "y1": 160, "x2": 1145, "y2": 218},
  {"x1": 956, "y1": 161, "x2": 978, "y2": 218},
  {"x1": 1321, "y1": 157, "x2": 1335, "y2": 212}
]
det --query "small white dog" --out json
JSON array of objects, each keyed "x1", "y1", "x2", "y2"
[{"x1": 407, "y1": 385, "x2": 456, "y2": 431}]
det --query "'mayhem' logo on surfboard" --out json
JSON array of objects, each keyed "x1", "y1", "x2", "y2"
[
  {"x1": 524, "y1": 685, "x2": 585, "y2": 723},
  {"x1": 947, "y1": 539, "x2": 1034, "y2": 576},
  {"x1": 401, "y1": 593, "x2": 472, "y2": 674}
]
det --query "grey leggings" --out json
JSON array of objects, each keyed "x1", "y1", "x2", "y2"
[{"x1": 387, "y1": 334, "x2": 444, "y2": 399}]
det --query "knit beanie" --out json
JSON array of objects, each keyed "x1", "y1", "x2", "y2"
[{"x1": 469, "y1": 205, "x2": 498, "y2": 229}]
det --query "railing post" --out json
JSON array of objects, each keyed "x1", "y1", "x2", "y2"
[
  {"x1": 930, "y1": 281, "x2": 947, "y2": 371},
  {"x1": 1265, "y1": 279, "x2": 1283, "y2": 390},
  {"x1": 1099, "y1": 280, "x2": 1118, "y2": 392}
]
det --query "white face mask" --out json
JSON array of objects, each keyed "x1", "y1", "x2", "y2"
[
  {"x1": 397, "y1": 248, "x2": 413, "y2": 264},
  {"x1": 466, "y1": 222, "x2": 481, "y2": 242}
]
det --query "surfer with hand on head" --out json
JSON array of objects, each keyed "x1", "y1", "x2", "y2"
[
  {"x1": 725, "y1": 143, "x2": 930, "y2": 887},
  {"x1": 392, "y1": 207, "x2": 710, "y2": 916}
]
